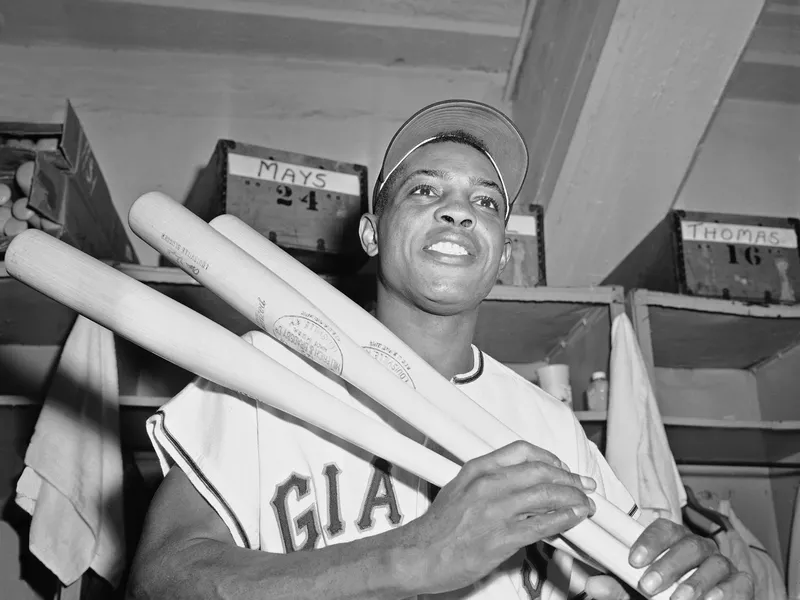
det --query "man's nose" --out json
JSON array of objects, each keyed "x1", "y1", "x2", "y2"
[{"x1": 435, "y1": 195, "x2": 475, "y2": 229}]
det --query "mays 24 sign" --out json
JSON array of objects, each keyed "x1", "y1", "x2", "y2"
[{"x1": 223, "y1": 145, "x2": 369, "y2": 274}]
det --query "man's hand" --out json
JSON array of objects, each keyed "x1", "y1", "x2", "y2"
[
  {"x1": 396, "y1": 440, "x2": 597, "y2": 595},
  {"x1": 583, "y1": 518, "x2": 754, "y2": 600}
]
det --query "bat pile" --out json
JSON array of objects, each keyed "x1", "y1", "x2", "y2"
[{"x1": 5, "y1": 192, "x2": 683, "y2": 599}]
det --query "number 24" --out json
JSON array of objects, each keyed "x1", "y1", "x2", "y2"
[{"x1": 275, "y1": 184, "x2": 319, "y2": 211}]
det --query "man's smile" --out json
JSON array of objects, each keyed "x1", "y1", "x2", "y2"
[{"x1": 427, "y1": 241, "x2": 469, "y2": 256}]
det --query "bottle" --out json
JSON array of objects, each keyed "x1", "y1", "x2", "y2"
[{"x1": 586, "y1": 371, "x2": 609, "y2": 411}]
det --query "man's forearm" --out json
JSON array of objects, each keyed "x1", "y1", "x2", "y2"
[{"x1": 127, "y1": 524, "x2": 426, "y2": 600}]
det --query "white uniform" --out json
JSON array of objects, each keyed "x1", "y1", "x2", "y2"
[{"x1": 147, "y1": 331, "x2": 639, "y2": 600}]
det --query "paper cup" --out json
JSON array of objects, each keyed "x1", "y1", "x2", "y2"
[{"x1": 537, "y1": 363, "x2": 572, "y2": 407}]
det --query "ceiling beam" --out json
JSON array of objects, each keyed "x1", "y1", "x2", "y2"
[
  {"x1": 107, "y1": 0, "x2": 527, "y2": 30},
  {"x1": 509, "y1": 0, "x2": 621, "y2": 215},
  {"x1": 529, "y1": 0, "x2": 764, "y2": 286},
  {"x1": 0, "y1": 0, "x2": 525, "y2": 72}
]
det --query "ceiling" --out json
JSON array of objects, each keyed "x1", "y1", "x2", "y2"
[
  {"x1": 727, "y1": 0, "x2": 800, "y2": 104},
  {"x1": 0, "y1": 0, "x2": 526, "y2": 73},
  {"x1": 2, "y1": 0, "x2": 796, "y2": 108}
]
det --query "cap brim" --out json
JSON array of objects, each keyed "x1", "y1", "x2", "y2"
[{"x1": 376, "y1": 99, "x2": 529, "y2": 217}]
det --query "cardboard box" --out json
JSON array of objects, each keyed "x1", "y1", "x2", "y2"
[
  {"x1": 604, "y1": 210, "x2": 800, "y2": 305},
  {"x1": 496, "y1": 206, "x2": 547, "y2": 287},
  {"x1": 0, "y1": 100, "x2": 137, "y2": 263},
  {"x1": 184, "y1": 140, "x2": 369, "y2": 274}
]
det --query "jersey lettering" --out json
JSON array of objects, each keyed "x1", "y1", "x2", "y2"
[
  {"x1": 521, "y1": 543, "x2": 551, "y2": 599},
  {"x1": 356, "y1": 458, "x2": 403, "y2": 531},
  {"x1": 271, "y1": 473, "x2": 320, "y2": 553},
  {"x1": 271, "y1": 461, "x2": 405, "y2": 551},
  {"x1": 323, "y1": 463, "x2": 344, "y2": 537}
]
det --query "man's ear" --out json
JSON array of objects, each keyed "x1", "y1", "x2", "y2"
[
  {"x1": 498, "y1": 238, "x2": 512, "y2": 274},
  {"x1": 359, "y1": 213, "x2": 379, "y2": 257}
]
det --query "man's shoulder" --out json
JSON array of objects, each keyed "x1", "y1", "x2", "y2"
[{"x1": 476, "y1": 350, "x2": 566, "y2": 408}]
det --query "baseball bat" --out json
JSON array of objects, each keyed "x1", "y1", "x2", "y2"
[
  {"x1": 206, "y1": 218, "x2": 692, "y2": 600},
  {"x1": 127, "y1": 193, "x2": 681, "y2": 599},
  {"x1": 3, "y1": 229, "x2": 458, "y2": 488},
  {"x1": 210, "y1": 217, "x2": 522, "y2": 447},
  {"x1": 129, "y1": 192, "x2": 492, "y2": 463},
  {"x1": 8, "y1": 230, "x2": 676, "y2": 599},
  {"x1": 209, "y1": 213, "x2": 646, "y2": 550}
]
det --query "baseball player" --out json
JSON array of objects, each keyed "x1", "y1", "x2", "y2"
[{"x1": 127, "y1": 100, "x2": 753, "y2": 600}]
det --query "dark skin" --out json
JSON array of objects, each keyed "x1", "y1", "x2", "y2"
[{"x1": 126, "y1": 141, "x2": 753, "y2": 600}]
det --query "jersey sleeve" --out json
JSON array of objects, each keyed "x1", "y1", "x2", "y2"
[
  {"x1": 571, "y1": 417, "x2": 641, "y2": 522},
  {"x1": 145, "y1": 335, "x2": 262, "y2": 550}
]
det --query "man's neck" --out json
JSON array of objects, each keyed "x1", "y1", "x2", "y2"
[{"x1": 374, "y1": 284, "x2": 479, "y2": 381}]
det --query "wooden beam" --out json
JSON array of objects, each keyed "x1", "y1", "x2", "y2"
[
  {"x1": 503, "y1": 0, "x2": 539, "y2": 103},
  {"x1": 510, "y1": 0, "x2": 620, "y2": 215},
  {"x1": 112, "y1": 0, "x2": 527, "y2": 29},
  {"x1": 538, "y1": 0, "x2": 764, "y2": 286},
  {"x1": 0, "y1": 0, "x2": 524, "y2": 72}
]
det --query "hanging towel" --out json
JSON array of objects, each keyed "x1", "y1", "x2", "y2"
[
  {"x1": 702, "y1": 495, "x2": 788, "y2": 600},
  {"x1": 606, "y1": 313, "x2": 686, "y2": 525},
  {"x1": 15, "y1": 315, "x2": 126, "y2": 588}
]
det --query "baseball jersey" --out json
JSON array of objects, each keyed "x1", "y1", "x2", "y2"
[{"x1": 146, "y1": 330, "x2": 639, "y2": 600}]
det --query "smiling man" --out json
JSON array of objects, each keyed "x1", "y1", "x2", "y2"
[{"x1": 127, "y1": 100, "x2": 753, "y2": 600}]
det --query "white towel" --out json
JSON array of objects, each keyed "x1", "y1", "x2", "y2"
[
  {"x1": 606, "y1": 313, "x2": 686, "y2": 525},
  {"x1": 713, "y1": 498, "x2": 787, "y2": 600},
  {"x1": 14, "y1": 315, "x2": 126, "y2": 588}
]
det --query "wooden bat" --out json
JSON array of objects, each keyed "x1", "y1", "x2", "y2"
[
  {"x1": 7, "y1": 228, "x2": 676, "y2": 599},
  {"x1": 208, "y1": 213, "x2": 646, "y2": 549},
  {"x1": 128, "y1": 192, "x2": 491, "y2": 464},
  {"x1": 128, "y1": 192, "x2": 680, "y2": 598},
  {"x1": 3, "y1": 229, "x2": 458, "y2": 488}
]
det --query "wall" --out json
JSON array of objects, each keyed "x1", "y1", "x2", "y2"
[
  {"x1": 0, "y1": 43, "x2": 506, "y2": 266},
  {"x1": 675, "y1": 98, "x2": 800, "y2": 219}
]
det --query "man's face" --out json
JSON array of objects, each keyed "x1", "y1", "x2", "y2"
[{"x1": 361, "y1": 141, "x2": 511, "y2": 315}]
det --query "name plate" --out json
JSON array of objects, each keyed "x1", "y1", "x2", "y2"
[{"x1": 681, "y1": 221, "x2": 798, "y2": 249}]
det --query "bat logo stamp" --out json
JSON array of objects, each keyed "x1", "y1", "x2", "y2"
[
  {"x1": 363, "y1": 344, "x2": 415, "y2": 389},
  {"x1": 273, "y1": 315, "x2": 343, "y2": 376}
]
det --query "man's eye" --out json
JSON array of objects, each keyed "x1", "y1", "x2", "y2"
[
  {"x1": 476, "y1": 196, "x2": 500, "y2": 211},
  {"x1": 409, "y1": 184, "x2": 437, "y2": 197}
]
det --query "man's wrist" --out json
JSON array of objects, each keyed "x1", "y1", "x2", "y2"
[{"x1": 379, "y1": 525, "x2": 433, "y2": 597}]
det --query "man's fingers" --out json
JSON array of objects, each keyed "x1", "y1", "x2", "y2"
[
  {"x1": 509, "y1": 505, "x2": 593, "y2": 546},
  {"x1": 629, "y1": 518, "x2": 688, "y2": 568},
  {"x1": 646, "y1": 552, "x2": 741, "y2": 600},
  {"x1": 701, "y1": 572, "x2": 755, "y2": 600},
  {"x1": 637, "y1": 534, "x2": 720, "y2": 596},
  {"x1": 470, "y1": 440, "x2": 569, "y2": 472},
  {"x1": 499, "y1": 482, "x2": 596, "y2": 522},
  {"x1": 491, "y1": 460, "x2": 596, "y2": 493}
]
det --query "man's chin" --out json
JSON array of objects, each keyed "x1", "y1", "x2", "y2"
[{"x1": 417, "y1": 280, "x2": 491, "y2": 315}]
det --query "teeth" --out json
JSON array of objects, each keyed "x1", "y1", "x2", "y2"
[{"x1": 430, "y1": 241, "x2": 468, "y2": 256}]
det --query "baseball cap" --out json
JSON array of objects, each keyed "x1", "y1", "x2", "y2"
[{"x1": 373, "y1": 99, "x2": 529, "y2": 221}]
